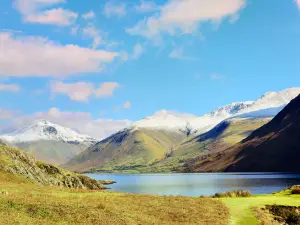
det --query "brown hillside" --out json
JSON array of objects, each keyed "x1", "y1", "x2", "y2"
[{"x1": 192, "y1": 94, "x2": 300, "y2": 172}]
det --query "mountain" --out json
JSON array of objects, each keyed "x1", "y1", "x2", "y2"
[
  {"x1": 150, "y1": 117, "x2": 271, "y2": 172},
  {"x1": 133, "y1": 88, "x2": 300, "y2": 135},
  {"x1": 191, "y1": 94, "x2": 300, "y2": 172},
  {"x1": 64, "y1": 127, "x2": 187, "y2": 172},
  {"x1": 64, "y1": 88, "x2": 300, "y2": 173},
  {"x1": 0, "y1": 143, "x2": 108, "y2": 189},
  {"x1": 0, "y1": 120, "x2": 97, "y2": 165}
]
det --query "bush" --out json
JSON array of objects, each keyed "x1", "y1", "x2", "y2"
[
  {"x1": 287, "y1": 214, "x2": 300, "y2": 225},
  {"x1": 291, "y1": 185, "x2": 300, "y2": 194},
  {"x1": 266, "y1": 205, "x2": 300, "y2": 225},
  {"x1": 213, "y1": 190, "x2": 252, "y2": 198}
]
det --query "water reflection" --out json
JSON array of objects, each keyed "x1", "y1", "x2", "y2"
[{"x1": 86, "y1": 173, "x2": 300, "y2": 197}]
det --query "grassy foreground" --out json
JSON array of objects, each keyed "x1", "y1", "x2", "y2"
[
  {"x1": 1, "y1": 168, "x2": 300, "y2": 224},
  {"x1": 0, "y1": 170, "x2": 229, "y2": 225},
  {"x1": 222, "y1": 189, "x2": 300, "y2": 225}
]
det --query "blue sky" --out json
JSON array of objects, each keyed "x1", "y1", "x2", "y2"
[{"x1": 0, "y1": 0, "x2": 300, "y2": 138}]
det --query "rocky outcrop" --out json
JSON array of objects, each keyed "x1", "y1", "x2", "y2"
[{"x1": 0, "y1": 145, "x2": 109, "y2": 190}]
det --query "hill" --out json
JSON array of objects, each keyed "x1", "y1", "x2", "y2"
[
  {"x1": 192, "y1": 94, "x2": 300, "y2": 172},
  {"x1": 1, "y1": 120, "x2": 97, "y2": 165},
  {"x1": 64, "y1": 128, "x2": 187, "y2": 172},
  {"x1": 146, "y1": 118, "x2": 271, "y2": 172},
  {"x1": 0, "y1": 143, "x2": 108, "y2": 189}
]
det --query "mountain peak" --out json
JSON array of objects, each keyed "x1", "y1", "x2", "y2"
[
  {"x1": 207, "y1": 102, "x2": 254, "y2": 118},
  {"x1": 132, "y1": 87, "x2": 300, "y2": 135},
  {"x1": 1, "y1": 119, "x2": 97, "y2": 144}
]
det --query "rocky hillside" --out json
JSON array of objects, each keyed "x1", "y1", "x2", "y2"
[
  {"x1": 0, "y1": 143, "x2": 110, "y2": 189},
  {"x1": 192, "y1": 94, "x2": 300, "y2": 172}
]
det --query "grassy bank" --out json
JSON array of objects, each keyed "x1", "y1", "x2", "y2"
[
  {"x1": 0, "y1": 170, "x2": 229, "y2": 225},
  {"x1": 1, "y1": 168, "x2": 300, "y2": 224}
]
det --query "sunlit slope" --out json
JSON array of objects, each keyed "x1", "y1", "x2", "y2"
[
  {"x1": 0, "y1": 144, "x2": 106, "y2": 189},
  {"x1": 64, "y1": 128, "x2": 187, "y2": 172},
  {"x1": 148, "y1": 118, "x2": 271, "y2": 172},
  {"x1": 65, "y1": 118, "x2": 270, "y2": 173}
]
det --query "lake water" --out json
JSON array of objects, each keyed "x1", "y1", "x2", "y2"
[{"x1": 85, "y1": 173, "x2": 300, "y2": 197}]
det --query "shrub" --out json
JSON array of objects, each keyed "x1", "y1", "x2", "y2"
[
  {"x1": 213, "y1": 190, "x2": 252, "y2": 198},
  {"x1": 286, "y1": 214, "x2": 300, "y2": 225},
  {"x1": 291, "y1": 185, "x2": 300, "y2": 194},
  {"x1": 266, "y1": 205, "x2": 300, "y2": 225}
]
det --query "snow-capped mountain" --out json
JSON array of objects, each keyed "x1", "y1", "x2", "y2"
[
  {"x1": 238, "y1": 88, "x2": 300, "y2": 114},
  {"x1": 134, "y1": 110, "x2": 198, "y2": 131},
  {"x1": 132, "y1": 88, "x2": 300, "y2": 134},
  {"x1": 207, "y1": 101, "x2": 254, "y2": 118},
  {"x1": 1, "y1": 120, "x2": 97, "y2": 145}
]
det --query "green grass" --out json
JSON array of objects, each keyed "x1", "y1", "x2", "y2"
[
  {"x1": 222, "y1": 191, "x2": 300, "y2": 225},
  {"x1": 1, "y1": 167, "x2": 300, "y2": 225},
  {"x1": 0, "y1": 170, "x2": 229, "y2": 225}
]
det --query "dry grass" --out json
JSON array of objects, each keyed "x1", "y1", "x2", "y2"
[{"x1": 0, "y1": 170, "x2": 229, "y2": 225}]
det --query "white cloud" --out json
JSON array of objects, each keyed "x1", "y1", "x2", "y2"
[
  {"x1": 0, "y1": 32, "x2": 119, "y2": 77},
  {"x1": 132, "y1": 43, "x2": 144, "y2": 60},
  {"x1": 0, "y1": 84, "x2": 21, "y2": 93},
  {"x1": 13, "y1": 0, "x2": 65, "y2": 14},
  {"x1": 82, "y1": 25, "x2": 104, "y2": 49},
  {"x1": 7, "y1": 107, "x2": 132, "y2": 140},
  {"x1": 14, "y1": 0, "x2": 77, "y2": 26},
  {"x1": 127, "y1": 0, "x2": 245, "y2": 38},
  {"x1": 51, "y1": 81, "x2": 95, "y2": 102},
  {"x1": 296, "y1": 0, "x2": 300, "y2": 9},
  {"x1": 94, "y1": 82, "x2": 120, "y2": 98},
  {"x1": 169, "y1": 47, "x2": 198, "y2": 61},
  {"x1": 25, "y1": 8, "x2": 78, "y2": 26},
  {"x1": 104, "y1": 1, "x2": 126, "y2": 18},
  {"x1": 51, "y1": 81, "x2": 120, "y2": 102},
  {"x1": 82, "y1": 10, "x2": 95, "y2": 20},
  {"x1": 123, "y1": 101, "x2": 132, "y2": 109},
  {"x1": 135, "y1": 0, "x2": 159, "y2": 13}
]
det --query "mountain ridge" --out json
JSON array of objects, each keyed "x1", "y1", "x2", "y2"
[
  {"x1": 0, "y1": 120, "x2": 98, "y2": 165},
  {"x1": 1, "y1": 119, "x2": 97, "y2": 145},
  {"x1": 190, "y1": 93, "x2": 300, "y2": 172},
  {"x1": 64, "y1": 87, "x2": 300, "y2": 173},
  {"x1": 131, "y1": 87, "x2": 300, "y2": 135}
]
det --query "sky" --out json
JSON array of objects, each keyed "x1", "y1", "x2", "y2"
[{"x1": 0, "y1": 0, "x2": 300, "y2": 139}]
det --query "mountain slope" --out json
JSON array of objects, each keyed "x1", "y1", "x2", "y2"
[
  {"x1": 0, "y1": 143, "x2": 108, "y2": 189},
  {"x1": 64, "y1": 128, "x2": 187, "y2": 172},
  {"x1": 147, "y1": 118, "x2": 271, "y2": 172},
  {"x1": 65, "y1": 88, "x2": 300, "y2": 173},
  {"x1": 192, "y1": 94, "x2": 300, "y2": 172},
  {"x1": 0, "y1": 120, "x2": 97, "y2": 165}
]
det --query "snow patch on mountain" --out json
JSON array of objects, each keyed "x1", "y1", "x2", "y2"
[
  {"x1": 133, "y1": 88, "x2": 300, "y2": 134},
  {"x1": 1, "y1": 120, "x2": 97, "y2": 144}
]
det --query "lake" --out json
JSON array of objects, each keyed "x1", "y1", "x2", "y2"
[{"x1": 85, "y1": 173, "x2": 300, "y2": 197}]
